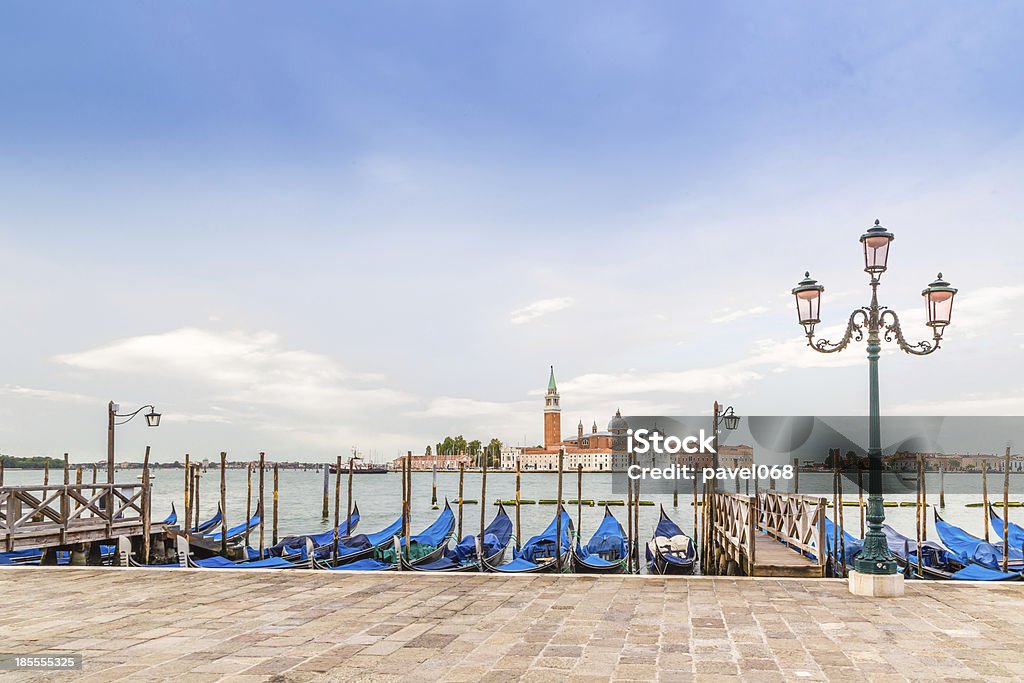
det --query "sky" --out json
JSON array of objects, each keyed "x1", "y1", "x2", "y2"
[{"x1": 1, "y1": 3, "x2": 1023, "y2": 463}]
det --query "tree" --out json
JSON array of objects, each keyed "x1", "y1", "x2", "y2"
[
  {"x1": 425, "y1": 445, "x2": 432, "y2": 457},
  {"x1": 487, "y1": 438, "x2": 503, "y2": 467}
]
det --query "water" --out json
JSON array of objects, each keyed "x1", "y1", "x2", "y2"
[{"x1": 3, "y1": 468, "x2": 1018, "y2": 564}]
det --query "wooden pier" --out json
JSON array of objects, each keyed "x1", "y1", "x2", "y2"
[
  {"x1": 0, "y1": 483, "x2": 163, "y2": 553},
  {"x1": 709, "y1": 489, "x2": 827, "y2": 577}
]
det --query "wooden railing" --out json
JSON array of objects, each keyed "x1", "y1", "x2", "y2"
[
  {"x1": 755, "y1": 490, "x2": 827, "y2": 566},
  {"x1": 709, "y1": 489, "x2": 827, "y2": 575},
  {"x1": 0, "y1": 484, "x2": 146, "y2": 550}
]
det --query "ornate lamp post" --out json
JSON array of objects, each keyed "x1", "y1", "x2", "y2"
[
  {"x1": 107, "y1": 401, "x2": 161, "y2": 485},
  {"x1": 792, "y1": 220, "x2": 957, "y2": 595}
]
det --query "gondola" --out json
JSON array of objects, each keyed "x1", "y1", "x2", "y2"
[
  {"x1": 401, "y1": 503, "x2": 513, "y2": 572},
  {"x1": 820, "y1": 517, "x2": 863, "y2": 571},
  {"x1": 315, "y1": 502, "x2": 455, "y2": 570},
  {"x1": 312, "y1": 515, "x2": 405, "y2": 568},
  {"x1": 192, "y1": 506, "x2": 224, "y2": 534},
  {"x1": 187, "y1": 554, "x2": 306, "y2": 569},
  {"x1": 201, "y1": 503, "x2": 262, "y2": 545},
  {"x1": 259, "y1": 504, "x2": 361, "y2": 561},
  {"x1": 882, "y1": 524, "x2": 1019, "y2": 581},
  {"x1": 988, "y1": 505, "x2": 1024, "y2": 550},
  {"x1": 934, "y1": 510, "x2": 1023, "y2": 572},
  {"x1": 483, "y1": 508, "x2": 573, "y2": 573},
  {"x1": 571, "y1": 506, "x2": 629, "y2": 574},
  {"x1": 645, "y1": 506, "x2": 696, "y2": 575}
]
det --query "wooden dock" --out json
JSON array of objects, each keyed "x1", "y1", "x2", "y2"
[
  {"x1": 709, "y1": 490, "x2": 828, "y2": 577},
  {"x1": 0, "y1": 483, "x2": 163, "y2": 552}
]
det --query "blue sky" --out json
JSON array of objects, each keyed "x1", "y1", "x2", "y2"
[{"x1": 2, "y1": 3, "x2": 1023, "y2": 462}]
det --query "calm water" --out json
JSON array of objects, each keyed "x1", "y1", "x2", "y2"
[{"x1": 4, "y1": 468, "x2": 1017, "y2": 553}]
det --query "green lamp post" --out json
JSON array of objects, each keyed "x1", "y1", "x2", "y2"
[{"x1": 792, "y1": 220, "x2": 957, "y2": 581}]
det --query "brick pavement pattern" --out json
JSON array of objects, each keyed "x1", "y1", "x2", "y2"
[{"x1": 1, "y1": 567, "x2": 1022, "y2": 682}]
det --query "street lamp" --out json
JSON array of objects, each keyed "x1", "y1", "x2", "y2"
[
  {"x1": 792, "y1": 219, "x2": 956, "y2": 594},
  {"x1": 107, "y1": 401, "x2": 161, "y2": 485},
  {"x1": 711, "y1": 402, "x2": 740, "y2": 474}
]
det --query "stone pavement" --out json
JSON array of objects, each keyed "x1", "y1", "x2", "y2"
[{"x1": 1, "y1": 567, "x2": 1022, "y2": 682}]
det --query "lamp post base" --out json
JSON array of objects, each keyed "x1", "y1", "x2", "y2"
[{"x1": 848, "y1": 570, "x2": 905, "y2": 598}]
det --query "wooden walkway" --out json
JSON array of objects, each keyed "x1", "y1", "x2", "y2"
[
  {"x1": 0, "y1": 483, "x2": 157, "y2": 551},
  {"x1": 709, "y1": 490, "x2": 828, "y2": 578}
]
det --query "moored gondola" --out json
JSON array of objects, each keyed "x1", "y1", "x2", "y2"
[
  {"x1": 401, "y1": 503, "x2": 513, "y2": 572},
  {"x1": 645, "y1": 506, "x2": 696, "y2": 575},
  {"x1": 483, "y1": 508, "x2": 573, "y2": 573},
  {"x1": 934, "y1": 510, "x2": 1023, "y2": 572},
  {"x1": 988, "y1": 505, "x2": 1024, "y2": 550},
  {"x1": 571, "y1": 506, "x2": 628, "y2": 574},
  {"x1": 882, "y1": 523, "x2": 1019, "y2": 581}
]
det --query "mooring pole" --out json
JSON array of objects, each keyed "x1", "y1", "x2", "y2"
[
  {"x1": 272, "y1": 462, "x2": 279, "y2": 547},
  {"x1": 258, "y1": 452, "x2": 265, "y2": 559},
  {"x1": 691, "y1": 466, "x2": 698, "y2": 568},
  {"x1": 333, "y1": 455, "x2": 341, "y2": 561},
  {"x1": 75, "y1": 466, "x2": 82, "y2": 485},
  {"x1": 939, "y1": 464, "x2": 945, "y2": 508},
  {"x1": 983, "y1": 459, "x2": 990, "y2": 542},
  {"x1": 322, "y1": 463, "x2": 330, "y2": 519},
  {"x1": 916, "y1": 455, "x2": 923, "y2": 578},
  {"x1": 837, "y1": 460, "x2": 846, "y2": 578},
  {"x1": 44, "y1": 461, "x2": 49, "y2": 487},
  {"x1": 0, "y1": 457, "x2": 4, "y2": 486},
  {"x1": 219, "y1": 452, "x2": 228, "y2": 556},
  {"x1": 63, "y1": 453, "x2": 70, "y2": 485},
  {"x1": 193, "y1": 465, "x2": 200, "y2": 533},
  {"x1": 244, "y1": 463, "x2": 253, "y2": 548},
  {"x1": 143, "y1": 446, "x2": 152, "y2": 565},
  {"x1": 347, "y1": 457, "x2": 355, "y2": 536},
  {"x1": 793, "y1": 457, "x2": 800, "y2": 494},
  {"x1": 673, "y1": 454, "x2": 679, "y2": 507},
  {"x1": 577, "y1": 463, "x2": 583, "y2": 542},
  {"x1": 555, "y1": 446, "x2": 564, "y2": 573},
  {"x1": 1004, "y1": 446, "x2": 1011, "y2": 573},
  {"x1": 634, "y1": 454, "x2": 641, "y2": 573},
  {"x1": 480, "y1": 447, "x2": 488, "y2": 541},
  {"x1": 183, "y1": 453, "x2": 191, "y2": 539},
  {"x1": 92, "y1": 463, "x2": 98, "y2": 485},
  {"x1": 515, "y1": 458, "x2": 521, "y2": 552},
  {"x1": 832, "y1": 450, "x2": 839, "y2": 576},
  {"x1": 457, "y1": 463, "x2": 464, "y2": 540},
  {"x1": 432, "y1": 460, "x2": 438, "y2": 510}
]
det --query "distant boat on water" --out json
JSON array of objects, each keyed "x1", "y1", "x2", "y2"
[{"x1": 329, "y1": 463, "x2": 388, "y2": 474}]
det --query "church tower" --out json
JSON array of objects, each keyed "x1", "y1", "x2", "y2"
[{"x1": 543, "y1": 365, "x2": 561, "y2": 449}]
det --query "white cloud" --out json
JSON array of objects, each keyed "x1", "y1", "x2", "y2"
[
  {"x1": 711, "y1": 306, "x2": 770, "y2": 324},
  {"x1": 408, "y1": 397, "x2": 532, "y2": 418},
  {"x1": 950, "y1": 285, "x2": 1024, "y2": 338},
  {"x1": 509, "y1": 297, "x2": 575, "y2": 325},
  {"x1": 0, "y1": 384, "x2": 94, "y2": 404}
]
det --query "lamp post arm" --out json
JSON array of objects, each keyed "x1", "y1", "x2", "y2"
[
  {"x1": 114, "y1": 404, "x2": 156, "y2": 426},
  {"x1": 806, "y1": 309, "x2": 868, "y2": 354},
  {"x1": 879, "y1": 309, "x2": 940, "y2": 356}
]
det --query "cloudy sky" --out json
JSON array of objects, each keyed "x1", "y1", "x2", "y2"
[{"x1": 1, "y1": 3, "x2": 1022, "y2": 463}]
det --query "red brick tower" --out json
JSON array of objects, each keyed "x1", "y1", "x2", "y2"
[{"x1": 543, "y1": 365, "x2": 561, "y2": 449}]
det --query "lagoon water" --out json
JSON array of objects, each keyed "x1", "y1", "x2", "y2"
[{"x1": 4, "y1": 467, "x2": 1017, "y2": 562}]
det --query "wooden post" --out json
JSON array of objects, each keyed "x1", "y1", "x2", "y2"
[
  {"x1": 793, "y1": 457, "x2": 799, "y2": 494},
  {"x1": 258, "y1": 452, "x2": 265, "y2": 559},
  {"x1": 322, "y1": 463, "x2": 330, "y2": 519},
  {"x1": 457, "y1": 463, "x2": 464, "y2": 540},
  {"x1": 220, "y1": 452, "x2": 228, "y2": 556},
  {"x1": 272, "y1": 462, "x2": 279, "y2": 546},
  {"x1": 432, "y1": 460, "x2": 438, "y2": 510},
  {"x1": 916, "y1": 454, "x2": 923, "y2": 578},
  {"x1": 75, "y1": 467, "x2": 82, "y2": 485},
  {"x1": 515, "y1": 458, "x2": 521, "y2": 552},
  {"x1": 183, "y1": 453, "x2": 191, "y2": 539},
  {"x1": 691, "y1": 466, "x2": 698, "y2": 567},
  {"x1": 193, "y1": 465, "x2": 200, "y2": 532},
  {"x1": 244, "y1": 463, "x2": 253, "y2": 548},
  {"x1": 333, "y1": 455, "x2": 342, "y2": 561},
  {"x1": 480, "y1": 448, "x2": 488, "y2": 541},
  {"x1": 858, "y1": 465, "x2": 865, "y2": 539},
  {"x1": 939, "y1": 464, "x2": 945, "y2": 508},
  {"x1": 0, "y1": 457, "x2": 4, "y2": 486},
  {"x1": 555, "y1": 446, "x2": 564, "y2": 572},
  {"x1": 983, "y1": 459, "x2": 990, "y2": 542},
  {"x1": 347, "y1": 458, "x2": 355, "y2": 536},
  {"x1": 673, "y1": 455, "x2": 679, "y2": 507},
  {"x1": 142, "y1": 446, "x2": 152, "y2": 564},
  {"x1": 63, "y1": 453, "x2": 70, "y2": 485},
  {"x1": 837, "y1": 459, "x2": 846, "y2": 578},
  {"x1": 832, "y1": 451, "x2": 838, "y2": 577},
  {"x1": 405, "y1": 451, "x2": 412, "y2": 561},
  {"x1": 576, "y1": 463, "x2": 583, "y2": 542},
  {"x1": 92, "y1": 463, "x2": 98, "y2": 485},
  {"x1": 921, "y1": 455, "x2": 928, "y2": 541},
  {"x1": 1003, "y1": 446, "x2": 1010, "y2": 573},
  {"x1": 44, "y1": 461, "x2": 49, "y2": 486}
]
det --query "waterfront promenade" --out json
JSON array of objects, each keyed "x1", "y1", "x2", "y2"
[{"x1": 0, "y1": 568, "x2": 1021, "y2": 682}]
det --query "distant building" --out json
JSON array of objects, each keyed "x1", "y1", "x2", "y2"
[{"x1": 389, "y1": 453, "x2": 471, "y2": 471}]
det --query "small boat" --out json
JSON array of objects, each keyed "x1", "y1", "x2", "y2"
[
  {"x1": 201, "y1": 503, "x2": 262, "y2": 544},
  {"x1": 316, "y1": 502, "x2": 455, "y2": 570},
  {"x1": 187, "y1": 554, "x2": 301, "y2": 569},
  {"x1": 882, "y1": 524, "x2": 1019, "y2": 581},
  {"x1": 313, "y1": 515, "x2": 405, "y2": 568},
  {"x1": 645, "y1": 506, "x2": 696, "y2": 575},
  {"x1": 263, "y1": 504, "x2": 361, "y2": 560},
  {"x1": 328, "y1": 464, "x2": 388, "y2": 474},
  {"x1": 988, "y1": 505, "x2": 1024, "y2": 550},
  {"x1": 821, "y1": 517, "x2": 862, "y2": 570},
  {"x1": 161, "y1": 504, "x2": 178, "y2": 527},
  {"x1": 485, "y1": 508, "x2": 573, "y2": 573},
  {"x1": 934, "y1": 510, "x2": 1023, "y2": 571},
  {"x1": 402, "y1": 504, "x2": 513, "y2": 572},
  {"x1": 193, "y1": 506, "x2": 224, "y2": 534},
  {"x1": 572, "y1": 506, "x2": 629, "y2": 574}
]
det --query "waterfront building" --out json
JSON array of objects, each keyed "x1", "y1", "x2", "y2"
[{"x1": 389, "y1": 453, "x2": 471, "y2": 471}]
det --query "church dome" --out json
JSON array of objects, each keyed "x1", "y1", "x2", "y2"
[{"x1": 607, "y1": 409, "x2": 628, "y2": 432}]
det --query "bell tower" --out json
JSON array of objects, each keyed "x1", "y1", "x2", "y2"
[{"x1": 543, "y1": 365, "x2": 561, "y2": 449}]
